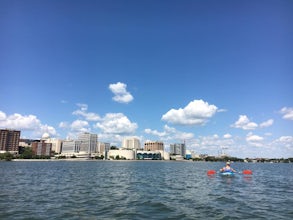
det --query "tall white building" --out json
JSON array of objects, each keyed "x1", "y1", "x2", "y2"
[
  {"x1": 122, "y1": 137, "x2": 141, "y2": 150},
  {"x1": 77, "y1": 132, "x2": 98, "y2": 154},
  {"x1": 170, "y1": 143, "x2": 186, "y2": 157}
]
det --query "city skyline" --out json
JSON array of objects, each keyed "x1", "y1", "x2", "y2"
[{"x1": 1, "y1": 0, "x2": 292, "y2": 158}]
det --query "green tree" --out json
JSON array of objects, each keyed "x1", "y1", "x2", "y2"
[
  {"x1": 0, "y1": 152, "x2": 14, "y2": 161},
  {"x1": 21, "y1": 147, "x2": 33, "y2": 159}
]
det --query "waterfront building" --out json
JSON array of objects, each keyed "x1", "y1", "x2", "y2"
[
  {"x1": 0, "y1": 129, "x2": 20, "y2": 154},
  {"x1": 77, "y1": 132, "x2": 98, "y2": 154},
  {"x1": 137, "y1": 150, "x2": 161, "y2": 160},
  {"x1": 108, "y1": 149, "x2": 136, "y2": 160},
  {"x1": 61, "y1": 140, "x2": 78, "y2": 156},
  {"x1": 122, "y1": 137, "x2": 141, "y2": 150},
  {"x1": 41, "y1": 133, "x2": 62, "y2": 154},
  {"x1": 97, "y1": 142, "x2": 110, "y2": 154},
  {"x1": 144, "y1": 141, "x2": 164, "y2": 151},
  {"x1": 31, "y1": 140, "x2": 52, "y2": 156},
  {"x1": 170, "y1": 143, "x2": 186, "y2": 157}
]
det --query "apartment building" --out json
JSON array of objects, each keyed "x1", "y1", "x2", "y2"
[{"x1": 0, "y1": 129, "x2": 20, "y2": 153}]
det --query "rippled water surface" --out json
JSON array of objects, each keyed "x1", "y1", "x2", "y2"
[{"x1": 0, "y1": 161, "x2": 292, "y2": 219}]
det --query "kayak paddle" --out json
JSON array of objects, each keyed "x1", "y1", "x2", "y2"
[{"x1": 207, "y1": 169, "x2": 253, "y2": 175}]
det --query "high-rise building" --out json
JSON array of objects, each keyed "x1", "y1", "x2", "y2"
[
  {"x1": 31, "y1": 140, "x2": 52, "y2": 156},
  {"x1": 97, "y1": 142, "x2": 110, "y2": 154},
  {"x1": 0, "y1": 129, "x2": 20, "y2": 153},
  {"x1": 170, "y1": 143, "x2": 186, "y2": 157},
  {"x1": 122, "y1": 137, "x2": 141, "y2": 150},
  {"x1": 144, "y1": 141, "x2": 164, "y2": 151},
  {"x1": 77, "y1": 132, "x2": 98, "y2": 154}
]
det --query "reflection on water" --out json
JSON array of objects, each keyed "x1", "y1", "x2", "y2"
[{"x1": 0, "y1": 161, "x2": 292, "y2": 219}]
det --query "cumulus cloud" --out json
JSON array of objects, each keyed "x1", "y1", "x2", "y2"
[
  {"x1": 95, "y1": 113, "x2": 137, "y2": 134},
  {"x1": 0, "y1": 110, "x2": 56, "y2": 137},
  {"x1": 274, "y1": 136, "x2": 293, "y2": 149},
  {"x1": 59, "y1": 119, "x2": 90, "y2": 138},
  {"x1": 259, "y1": 119, "x2": 274, "y2": 128},
  {"x1": 109, "y1": 82, "x2": 133, "y2": 104},
  {"x1": 231, "y1": 115, "x2": 258, "y2": 130},
  {"x1": 144, "y1": 125, "x2": 194, "y2": 141},
  {"x1": 161, "y1": 99, "x2": 218, "y2": 125},
  {"x1": 70, "y1": 120, "x2": 90, "y2": 133},
  {"x1": 246, "y1": 133, "x2": 264, "y2": 147},
  {"x1": 72, "y1": 103, "x2": 100, "y2": 121},
  {"x1": 145, "y1": 128, "x2": 166, "y2": 137},
  {"x1": 232, "y1": 115, "x2": 274, "y2": 130},
  {"x1": 280, "y1": 107, "x2": 293, "y2": 120},
  {"x1": 223, "y1": 133, "x2": 232, "y2": 139}
]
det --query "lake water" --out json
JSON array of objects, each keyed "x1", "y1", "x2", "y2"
[{"x1": 0, "y1": 161, "x2": 292, "y2": 219}]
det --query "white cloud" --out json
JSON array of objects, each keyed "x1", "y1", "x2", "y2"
[
  {"x1": 0, "y1": 110, "x2": 56, "y2": 137},
  {"x1": 161, "y1": 99, "x2": 218, "y2": 125},
  {"x1": 232, "y1": 115, "x2": 274, "y2": 130},
  {"x1": 145, "y1": 128, "x2": 166, "y2": 137},
  {"x1": 59, "y1": 121, "x2": 68, "y2": 128},
  {"x1": 231, "y1": 115, "x2": 258, "y2": 130},
  {"x1": 273, "y1": 136, "x2": 293, "y2": 149},
  {"x1": 72, "y1": 103, "x2": 100, "y2": 121},
  {"x1": 246, "y1": 133, "x2": 264, "y2": 147},
  {"x1": 76, "y1": 103, "x2": 88, "y2": 111},
  {"x1": 223, "y1": 133, "x2": 232, "y2": 139},
  {"x1": 144, "y1": 125, "x2": 194, "y2": 141},
  {"x1": 280, "y1": 107, "x2": 293, "y2": 120},
  {"x1": 190, "y1": 134, "x2": 235, "y2": 155},
  {"x1": 0, "y1": 111, "x2": 6, "y2": 120},
  {"x1": 70, "y1": 120, "x2": 90, "y2": 133},
  {"x1": 95, "y1": 113, "x2": 137, "y2": 134},
  {"x1": 260, "y1": 119, "x2": 274, "y2": 128},
  {"x1": 109, "y1": 82, "x2": 134, "y2": 104}
]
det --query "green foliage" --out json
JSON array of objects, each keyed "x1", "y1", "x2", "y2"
[
  {"x1": 0, "y1": 152, "x2": 14, "y2": 161},
  {"x1": 19, "y1": 147, "x2": 33, "y2": 159}
]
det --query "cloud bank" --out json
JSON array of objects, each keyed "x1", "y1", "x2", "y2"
[{"x1": 0, "y1": 111, "x2": 56, "y2": 137}]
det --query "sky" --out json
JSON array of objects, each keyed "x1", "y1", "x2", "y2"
[{"x1": 0, "y1": 0, "x2": 292, "y2": 158}]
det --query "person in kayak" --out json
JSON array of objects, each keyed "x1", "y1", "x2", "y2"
[{"x1": 220, "y1": 161, "x2": 236, "y2": 173}]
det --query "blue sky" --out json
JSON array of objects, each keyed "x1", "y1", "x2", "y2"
[{"x1": 1, "y1": 0, "x2": 292, "y2": 158}]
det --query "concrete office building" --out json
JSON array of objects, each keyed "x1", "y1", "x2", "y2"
[
  {"x1": 170, "y1": 143, "x2": 186, "y2": 157},
  {"x1": 144, "y1": 141, "x2": 164, "y2": 151},
  {"x1": 122, "y1": 137, "x2": 141, "y2": 150},
  {"x1": 77, "y1": 132, "x2": 98, "y2": 154},
  {"x1": 61, "y1": 140, "x2": 77, "y2": 156}
]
